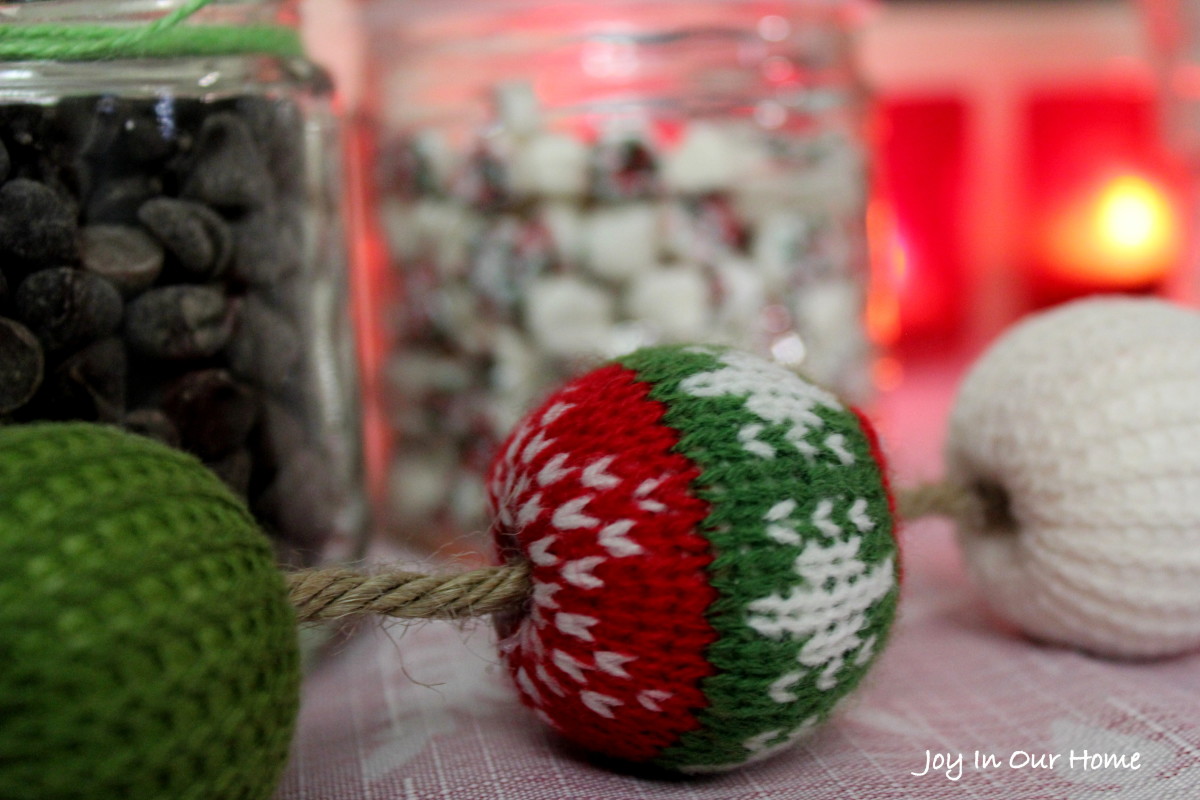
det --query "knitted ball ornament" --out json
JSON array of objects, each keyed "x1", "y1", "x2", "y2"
[
  {"x1": 0, "y1": 423, "x2": 301, "y2": 800},
  {"x1": 487, "y1": 344, "x2": 900, "y2": 772},
  {"x1": 948, "y1": 297, "x2": 1200, "y2": 659}
]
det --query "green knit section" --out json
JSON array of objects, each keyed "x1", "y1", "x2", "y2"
[
  {"x1": 0, "y1": 423, "x2": 300, "y2": 800},
  {"x1": 0, "y1": 0, "x2": 304, "y2": 62},
  {"x1": 617, "y1": 346, "x2": 899, "y2": 771}
]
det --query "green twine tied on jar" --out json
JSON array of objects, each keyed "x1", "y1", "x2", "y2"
[{"x1": 0, "y1": 0, "x2": 305, "y2": 62}]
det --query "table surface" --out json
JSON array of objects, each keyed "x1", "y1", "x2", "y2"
[{"x1": 276, "y1": 356, "x2": 1200, "y2": 800}]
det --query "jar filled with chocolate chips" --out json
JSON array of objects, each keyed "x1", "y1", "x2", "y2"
[{"x1": 0, "y1": 0, "x2": 366, "y2": 567}]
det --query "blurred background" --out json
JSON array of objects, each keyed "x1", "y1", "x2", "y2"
[{"x1": 297, "y1": 0, "x2": 1200, "y2": 550}]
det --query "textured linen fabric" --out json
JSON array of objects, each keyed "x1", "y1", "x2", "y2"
[{"x1": 276, "y1": 353, "x2": 1200, "y2": 799}]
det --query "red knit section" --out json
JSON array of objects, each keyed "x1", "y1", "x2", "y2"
[
  {"x1": 853, "y1": 406, "x2": 901, "y2": 582},
  {"x1": 487, "y1": 363, "x2": 718, "y2": 763}
]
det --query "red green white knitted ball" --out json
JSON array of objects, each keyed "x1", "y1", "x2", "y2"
[{"x1": 487, "y1": 345, "x2": 899, "y2": 772}]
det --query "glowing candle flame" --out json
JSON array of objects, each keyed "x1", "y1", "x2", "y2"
[{"x1": 1043, "y1": 172, "x2": 1181, "y2": 287}]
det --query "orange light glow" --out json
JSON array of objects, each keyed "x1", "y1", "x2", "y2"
[
  {"x1": 865, "y1": 198, "x2": 903, "y2": 347},
  {"x1": 1042, "y1": 173, "x2": 1181, "y2": 287}
]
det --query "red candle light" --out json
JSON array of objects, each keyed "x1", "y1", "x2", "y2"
[
  {"x1": 1022, "y1": 88, "x2": 1184, "y2": 305},
  {"x1": 1040, "y1": 171, "x2": 1181, "y2": 288},
  {"x1": 870, "y1": 96, "x2": 968, "y2": 351}
]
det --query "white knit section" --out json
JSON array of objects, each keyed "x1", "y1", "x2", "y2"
[
  {"x1": 580, "y1": 691, "x2": 622, "y2": 718},
  {"x1": 848, "y1": 498, "x2": 874, "y2": 532},
  {"x1": 537, "y1": 453, "x2": 573, "y2": 486},
  {"x1": 528, "y1": 536, "x2": 558, "y2": 566},
  {"x1": 561, "y1": 557, "x2": 605, "y2": 589},
  {"x1": 536, "y1": 663, "x2": 567, "y2": 696},
  {"x1": 532, "y1": 582, "x2": 561, "y2": 609},
  {"x1": 767, "y1": 671, "x2": 802, "y2": 703},
  {"x1": 554, "y1": 612, "x2": 599, "y2": 641},
  {"x1": 738, "y1": 423, "x2": 776, "y2": 459},
  {"x1": 747, "y1": 536, "x2": 895, "y2": 695},
  {"x1": 681, "y1": 348, "x2": 845, "y2": 461},
  {"x1": 581, "y1": 456, "x2": 620, "y2": 489},
  {"x1": 521, "y1": 430, "x2": 553, "y2": 464},
  {"x1": 552, "y1": 495, "x2": 599, "y2": 529},
  {"x1": 552, "y1": 649, "x2": 590, "y2": 683},
  {"x1": 516, "y1": 668, "x2": 542, "y2": 704},
  {"x1": 948, "y1": 297, "x2": 1200, "y2": 658},
  {"x1": 824, "y1": 434, "x2": 855, "y2": 465},
  {"x1": 766, "y1": 499, "x2": 797, "y2": 521},
  {"x1": 598, "y1": 520, "x2": 642, "y2": 557},
  {"x1": 680, "y1": 716, "x2": 818, "y2": 774},
  {"x1": 593, "y1": 651, "x2": 636, "y2": 678},
  {"x1": 811, "y1": 498, "x2": 841, "y2": 538},
  {"x1": 634, "y1": 477, "x2": 665, "y2": 497},
  {"x1": 767, "y1": 524, "x2": 801, "y2": 546},
  {"x1": 540, "y1": 401, "x2": 574, "y2": 425},
  {"x1": 636, "y1": 689, "x2": 672, "y2": 712},
  {"x1": 516, "y1": 492, "x2": 543, "y2": 528}
]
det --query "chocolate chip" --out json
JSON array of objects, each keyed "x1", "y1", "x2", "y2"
[
  {"x1": 80, "y1": 225, "x2": 164, "y2": 296},
  {"x1": 137, "y1": 197, "x2": 232, "y2": 278},
  {"x1": 255, "y1": 399, "x2": 308, "y2": 473},
  {"x1": 206, "y1": 447, "x2": 252, "y2": 497},
  {"x1": 123, "y1": 407, "x2": 180, "y2": 448},
  {"x1": 254, "y1": 448, "x2": 333, "y2": 551},
  {"x1": 162, "y1": 368, "x2": 260, "y2": 459},
  {"x1": 231, "y1": 207, "x2": 301, "y2": 286},
  {"x1": 124, "y1": 285, "x2": 235, "y2": 359},
  {"x1": 225, "y1": 96, "x2": 305, "y2": 197},
  {"x1": 40, "y1": 336, "x2": 126, "y2": 422},
  {"x1": 84, "y1": 173, "x2": 163, "y2": 225},
  {"x1": 226, "y1": 295, "x2": 300, "y2": 393},
  {"x1": 14, "y1": 267, "x2": 123, "y2": 353},
  {"x1": 82, "y1": 98, "x2": 176, "y2": 165},
  {"x1": 0, "y1": 316, "x2": 44, "y2": 414},
  {"x1": 181, "y1": 112, "x2": 272, "y2": 212},
  {"x1": 0, "y1": 179, "x2": 77, "y2": 265}
]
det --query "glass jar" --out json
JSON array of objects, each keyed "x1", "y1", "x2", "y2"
[
  {"x1": 364, "y1": 0, "x2": 872, "y2": 548},
  {"x1": 0, "y1": 0, "x2": 366, "y2": 568}
]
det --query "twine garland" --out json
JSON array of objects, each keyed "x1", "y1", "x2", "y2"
[
  {"x1": 0, "y1": 0, "x2": 304, "y2": 61},
  {"x1": 288, "y1": 482, "x2": 978, "y2": 623}
]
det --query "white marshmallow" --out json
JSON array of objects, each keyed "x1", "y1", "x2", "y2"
[
  {"x1": 714, "y1": 257, "x2": 768, "y2": 345},
  {"x1": 751, "y1": 212, "x2": 810, "y2": 292},
  {"x1": 582, "y1": 203, "x2": 659, "y2": 282},
  {"x1": 524, "y1": 276, "x2": 615, "y2": 358},
  {"x1": 412, "y1": 199, "x2": 482, "y2": 276},
  {"x1": 660, "y1": 123, "x2": 737, "y2": 194},
  {"x1": 539, "y1": 202, "x2": 586, "y2": 266},
  {"x1": 509, "y1": 132, "x2": 590, "y2": 198},
  {"x1": 624, "y1": 265, "x2": 711, "y2": 342},
  {"x1": 388, "y1": 451, "x2": 454, "y2": 523},
  {"x1": 494, "y1": 81, "x2": 543, "y2": 139}
]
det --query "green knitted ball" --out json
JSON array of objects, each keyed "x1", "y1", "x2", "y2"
[{"x1": 0, "y1": 423, "x2": 301, "y2": 800}]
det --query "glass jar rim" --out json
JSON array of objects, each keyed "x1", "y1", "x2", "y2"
[{"x1": 0, "y1": 0, "x2": 293, "y2": 26}]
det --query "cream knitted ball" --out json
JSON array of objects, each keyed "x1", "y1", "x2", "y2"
[{"x1": 947, "y1": 297, "x2": 1200, "y2": 659}]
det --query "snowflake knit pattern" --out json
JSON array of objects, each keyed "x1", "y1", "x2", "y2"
[{"x1": 487, "y1": 345, "x2": 899, "y2": 772}]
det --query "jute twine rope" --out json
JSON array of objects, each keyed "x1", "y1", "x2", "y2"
[{"x1": 288, "y1": 481, "x2": 983, "y2": 624}]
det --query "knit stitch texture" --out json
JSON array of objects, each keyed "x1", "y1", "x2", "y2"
[
  {"x1": 0, "y1": 423, "x2": 300, "y2": 800},
  {"x1": 488, "y1": 345, "x2": 898, "y2": 772},
  {"x1": 948, "y1": 297, "x2": 1200, "y2": 659}
]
